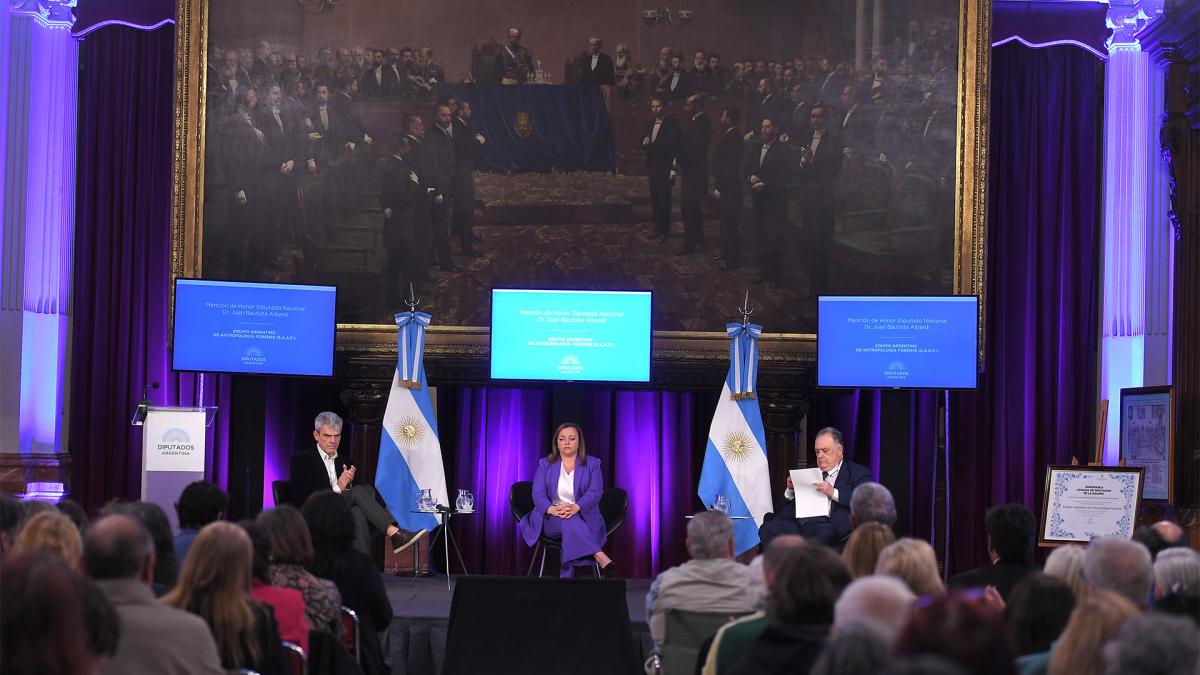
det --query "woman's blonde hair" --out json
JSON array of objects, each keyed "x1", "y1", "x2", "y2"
[
  {"x1": 1047, "y1": 589, "x2": 1138, "y2": 675},
  {"x1": 162, "y1": 521, "x2": 260, "y2": 668},
  {"x1": 876, "y1": 538, "x2": 944, "y2": 596},
  {"x1": 11, "y1": 511, "x2": 82, "y2": 571},
  {"x1": 1044, "y1": 544, "x2": 1087, "y2": 601},
  {"x1": 546, "y1": 422, "x2": 588, "y2": 464},
  {"x1": 842, "y1": 521, "x2": 896, "y2": 578}
]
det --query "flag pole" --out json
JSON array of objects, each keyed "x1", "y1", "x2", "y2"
[{"x1": 738, "y1": 290, "x2": 753, "y2": 327}]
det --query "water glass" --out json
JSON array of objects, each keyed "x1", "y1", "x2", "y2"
[
  {"x1": 455, "y1": 489, "x2": 475, "y2": 513},
  {"x1": 713, "y1": 495, "x2": 731, "y2": 513},
  {"x1": 417, "y1": 488, "x2": 435, "y2": 512}
]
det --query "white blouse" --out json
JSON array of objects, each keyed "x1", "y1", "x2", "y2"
[{"x1": 557, "y1": 462, "x2": 576, "y2": 504}]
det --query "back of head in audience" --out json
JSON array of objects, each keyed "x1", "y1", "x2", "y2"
[
  {"x1": 302, "y1": 489, "x2": 356, "y2": 578},
  {"x1": 766, "y1": 541, "x2": 851, "y2": 625},
  {"x1": 850, "y1": 482, "x2": 896, "y2": 526},
  {"x1": 11, "y1": 511, "x2": 82, "y2": 571},
  {"x1": 1043, "y1": 544, "x2": 1087, "y2": 601},
  {"x1": 257, "y1": 504, "x2": 314, "y2": 566},
  {"x1": 686, "y1": 510, "x2": 735, "y2": 560},
  {"x1": 1132, "y1": 520, "x2": 1185, "y2": 560},
  {"x1": 175, "y1": 480, "x2": 227, "y2": 530},
  {"x1": 984, "y1": 503, "x2": 1035, "y2": 565},
  {"x1": 104, "y1": 500, "x2": 180, "y2": 592},
  {"x1": 876, "y1": 537, "x2": 945, "y2": 597},
  {"x1": 843, "y1": 521, "x2": 896, "y2": 578},
  {"x1": 834, "y1": 575, "x2": 915, "y2": 645},
  {"x1": 1003, "y1": 572, "x2": 1075, "y2": 656},
  {"x1": 163, "y1": 521, "x2": 261, "y2": 669},
  {"x1": 1, "y1": 552, "x2": 98, "y2": 675},
  {"x1": 0, "y1": 493, "x2": 21, "y2": 552},
  {"x1": 1084, "y1": 536, "x2": 1153, "y2": 607},
  {"x1": 1153, "y1": 547, "x2": 1200, "y2": 600},
  {"x1": 1047, "y1": 589, "x2": 1140, "y2": 675},
  {"x1": 239, "y1": 519, "x2": 273, "y2": 583},
  {"x1": 895, "y1": 590, "x2": 1016, "y2": 675},
  {"x1": 883, "y1": 655, "x2": 972, "y2": 675},
  {"x1": 810, "y1": 620, "x2": 890, "y2": 675},
  {"x1": 1101, "y1": 613, "x2": 1199, "y2": 675},
  {"x1": 56, "y1": 499, "x2": 88, "y2": 531},
  {"x1": 84, "y1": 513, "x2": 156, "y2": 582}
]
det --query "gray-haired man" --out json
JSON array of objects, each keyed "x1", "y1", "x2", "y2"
[{"x1": 289, "y1": 411, "x2": 426, "y2": 554}]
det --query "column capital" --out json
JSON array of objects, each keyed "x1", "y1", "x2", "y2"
[
  {"x1": 1106, "y1": 0, "x2": 1163, "y2": 49},
  {"x1": 9, "y1": 0, "x2": 76, "y2": 29}
]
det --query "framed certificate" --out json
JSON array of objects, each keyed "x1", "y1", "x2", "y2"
[
  {"x1": 1119, "y1": 386, "x2": 1174, "y2": 503},
  {"x1": 1039, "y1": 466, "x2": 1145, "y2": 546}
]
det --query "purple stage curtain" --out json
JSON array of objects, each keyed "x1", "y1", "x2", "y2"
[
  {"x1": 70, "y1": 25, "x2": 235, "y2": 512},
  {"x1": 438, "y1": 388, "x2": 714, "y2": 578},
  {"x1": 946, "y1": 43, "x2": 1103, "y2": 573}
]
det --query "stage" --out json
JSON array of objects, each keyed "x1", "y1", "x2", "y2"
[{"x1": 380, "y1": 575, "x2": 653, "y2": 674}]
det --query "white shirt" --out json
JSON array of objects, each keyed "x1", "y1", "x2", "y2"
[
  {"x1": 557, "y1": 463, "x2": 576, "y2": 504},
  {"x1": 810, "y1": 129, "x2": 825, "y2": 157},
  {"x1": 651, "y1": 118, "x2": 662, "y2": 142},
  {"x1": 784, "y1": 460, "x2": 842, "y2": 504},
  {"x1": 670, "y1": 72, "x2": 680, "y2": 90},
  {"x1": 591, "y1": 54, "x2": 599, "y2": 71},
  {"x1": 759, "y1": 142, "x2": 772, "y2": 168},
  {"x1": 317, "y1": 446, "x2": 342, "y2": 494}
]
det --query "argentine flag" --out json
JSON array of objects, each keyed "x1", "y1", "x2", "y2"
[
  {"x1": 375, "y1": 311, "x2": 448, "y2": 533},
  {"x1": 697, "y1": 322, "x2": 772, "y2": 554}
]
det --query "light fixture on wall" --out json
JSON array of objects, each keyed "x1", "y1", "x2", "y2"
[{"x1": 641, "y1": 8, "x2": 694, "y2": 25}]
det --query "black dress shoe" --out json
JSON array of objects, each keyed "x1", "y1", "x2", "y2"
[{"x1": 391, "y1": 528, "x2": 428, "y2": 553}]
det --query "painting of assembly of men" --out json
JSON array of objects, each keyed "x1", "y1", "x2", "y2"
[{"x1": 200, "y1": 0, "x2": 961, "y2": 333}]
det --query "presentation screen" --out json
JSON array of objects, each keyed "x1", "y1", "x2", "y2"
[
  {"x1": 818, "y1": 295, "x2": 979, "y2": 389},
  {"x1": 490, "y1": 289, "x2": 652, "y2": 382},
  {"x1": 173, "y1": 279, "x2": 337, "y2": 377}
]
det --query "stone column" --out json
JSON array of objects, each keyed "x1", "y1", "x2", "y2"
[
  {"x1": 0, "y1": 0, "x2": 78, "y2": 497},
  {"x1": 872, "y1": 0, "x2": 885, "y2": 60},
  {"x1": 855, "y1": 0, "x2": 868, "y2": 72}
]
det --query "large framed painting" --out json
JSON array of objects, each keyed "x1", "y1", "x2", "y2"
[
  {"x1": 1119, "y1": 385, "x2": 1175, "y2": 503},
  {"x1": 171, "y1": 0, "x2": 990, "y2": 368}
]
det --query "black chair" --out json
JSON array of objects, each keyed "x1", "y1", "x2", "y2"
[
  {"x1": 272, "y1": 480, "x2": 292, "y2": 507},
  {"x1": 509, "y1": 480, "x2": 628, "y2": 577}
]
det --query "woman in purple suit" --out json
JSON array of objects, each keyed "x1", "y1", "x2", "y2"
[{"x1": 520, "y1": 423, "x2": 615, "y2": 577}]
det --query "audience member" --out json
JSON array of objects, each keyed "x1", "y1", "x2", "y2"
[
  {"x1": 1101, "y1": 613, "x2": 1199, "y2": 675},
  {"x1": 11, "y1": 511, "x2": 82, "y2": 571},
  {"x1": 174, "y1": 480, "x2": 228, "y2": 562},
  {"x1": 894, "y1": 591, "x2": 1016, "y2": 675},
  {"x1": 810, "y1": 620, "x2": 890, "y2": 675},
  {"x1": 1004, "y1": 573, "x2": 1074, "y2": 669},
  {"x1": 56, "y1": 498, "x2": 89, "y2": 531},
  {"x1": 876, "y1": 538, "x2": 944, "y2": 597},
  {"x1": 950, "y1": 503, "x2": 1036, "y2": 599},
  {"x1": 1047, "y1": 589, "x2": 1139, "y2": 675},
  {"x1": 105, "y1": 500, "x2": 180, "y2": 595},
  {"x1": 1131, "y1": 520, "x2": 1186, "y2": 560},
  {"x1": 0, "y1": 493, "x2": 21, "y2": 553},
  {"x1": 726, "y1": 541, "x2": 851, "y2": 675},
  {"x1": 883, "y1": 655, "x2": 972, "y2": 675},
  {"x1": 1043, "y1": 544, "x2": 1087, "y2": 601},
  {"x1": 80, "y1": 574, "x2": 121, "y2": 670},
  {"x1": 241, "y1": 520, "x2": 311, "y2": 652},
  {"x1": 163, "y1": 522, "x2": 287, "y2": 675},
  {"x1": 849, "y1": 482, "x2": 896, "y2": 526},
  {"x1": 257, "y1": 504, "x2": 344, "y2": 635},
  {"x1": 85, "y1": 513, "x2": 225, "y2": 675},
  {"x1": 842, "y1": 521, "x2": 895, "y2": 578},
  {"x1": 1151, "y1": 547, "x2": 1200, "y2": 622},
  {"x1": 701, "y1": 535, "x2": 806, "y2": 675},
  {"x1": 20, "y1": 497, "x2": 57, "y2": 524},
  {"x1": 833, "y1": 575, "x2": 916, "y2": 645},
  {"x1": 646, "y1": 510, "x2": 755, "y2": 643},
  {"x1": 304, "y1": 490, "x2": 393, "y2": 675},
  {"x1": 1083, "y1": 536, "x2": 1154, "y2": 608},
  {"x1": 1, "y1": 552, "x2": 100, "y2": 675}
]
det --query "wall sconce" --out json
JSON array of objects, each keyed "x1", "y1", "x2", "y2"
[{"x1": 642, "y1": 8, "x2": 693, "y2": 24}]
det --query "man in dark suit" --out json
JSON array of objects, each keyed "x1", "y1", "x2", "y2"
[
  {"x1": 742, "y1": 115, "x2": 797, "y2": 287},
  {"x1": 579, "y1": 36, "x2": 615, "y2": 85},
  {"x1": 380, "y1": 134, "x2": 424, "y2": 304},
  {"x1": 949, "y1": 504, "x2": 1037, "y2": 600},
  {"x1": 451, "y1": 101, "x2": 485, "y2": 256},
  {"x1": 400, "y1": 112, "x2": 434, "y2": 285},
  {"x1": 223, "y1": 87, "x2": 266, "y2": 279},
  {"x1": 642, "y1": 97, "x2": 681, "y2": 242},
  {"x1": 759, "y1": 427, "x2": 874, "y2": 548},
  {"x1": 750, "y1": 78, "x2": 784, "y2": 130},
  {"x1": 711, "y1": 106, "x2": 744, "y2": 270},
  {"x1": 797, "y1": 103, "x2": 844, "y2": 293},
  {"x1": 289, "y1": 411, "x2": 427, "y2": 555},
  {"x1": 664, "y1": 53, "x2": 695, "y2": 102},
  {"x1": 358, "y1": 50, "x2": 391, "y2": 99},
  {"x1": 255, "y1": 83, "x2": 305, "y2": 253},
  {"x1": 676, "y1": 94, "x2": 712, "y2": 255},
  {"x1": 424, "y1": 104, "x2": 458, "y2": 270}
]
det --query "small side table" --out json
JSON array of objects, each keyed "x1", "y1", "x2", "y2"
[{"x1": 411, "y1": 509, "x2": 473, "y2": 590}]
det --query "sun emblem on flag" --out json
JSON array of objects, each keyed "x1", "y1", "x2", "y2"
[
  {"x1": 721, "y1": 431, "x2": 756, "y2": 462},
  {"x1": 394, "y1": 417, "x2": 425, "y2": 447}
]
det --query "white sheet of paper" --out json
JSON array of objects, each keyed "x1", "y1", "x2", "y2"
[{"x1": 790, "y1": 468, "x2": 831, "y2": 518}]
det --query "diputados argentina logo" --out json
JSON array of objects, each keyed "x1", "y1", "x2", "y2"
[
  {"x1": 241, "y1": 346, "x2": 266, "y2": 365},
  {"x1": 884, "y1": 360, "x2": 910, "y2": 380},
  {"x1": 158, "y1": 428, "x2": 196, "y2": 456}
]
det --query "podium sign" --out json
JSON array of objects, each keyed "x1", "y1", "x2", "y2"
[
  {"x1": 141, "y1": 406, "x2": 215, "y2": 531},
  {"x1": 144, "y1": 408, "x2": 207, "y2": 472}
]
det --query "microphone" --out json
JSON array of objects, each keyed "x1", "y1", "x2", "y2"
[
  {"x1": 131, "y1": 381, "x2": 160, "y2": 426},
  {"x1": 142, "y1": 381, "x2": 160, "y2": 403}
]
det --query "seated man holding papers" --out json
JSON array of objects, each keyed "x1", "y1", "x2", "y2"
[{"x1": 758, "y1": 427, "x2": 873, "y2": 548}]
